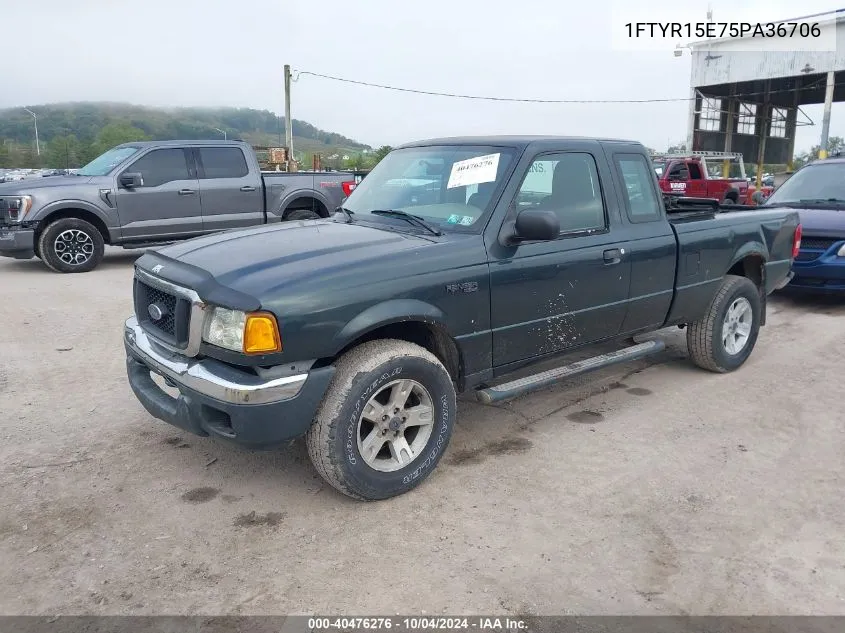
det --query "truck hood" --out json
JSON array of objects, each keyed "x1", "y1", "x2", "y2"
[
  {"x1": 0, "y1": 175, "x2": 96, "y2": 193},
  {"x1": 773, "y1": 205, "x2": 845, "y2": 235},
  {"x1": 152, "y1": 220, "x2": 444, "y2": 299}
]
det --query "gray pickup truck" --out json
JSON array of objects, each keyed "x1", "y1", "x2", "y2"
[{"x1": 0, "y1": 140, "x2": 355, "y2": 273}]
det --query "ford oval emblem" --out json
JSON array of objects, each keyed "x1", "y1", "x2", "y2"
[{"x1": 148, "y1": 303, "x2": 164, "y2": 321}]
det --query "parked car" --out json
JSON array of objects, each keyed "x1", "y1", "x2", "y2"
[
  {"x1": 0, "y1": 140, "x2": 356, "y2": 273},
  {"x1": 123, "y1": 136, "x2": 800, "y2": 500},
  {"x1": 762, "y1": 156, "x2": 845, "y2": 292},
  {"x1": 652, "y1": 152, "x2": 749, "y2": 203}
]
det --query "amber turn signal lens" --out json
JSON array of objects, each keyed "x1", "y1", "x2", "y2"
[{"x1": 243, "y1": 312, "x2": 282, "y2": 354}]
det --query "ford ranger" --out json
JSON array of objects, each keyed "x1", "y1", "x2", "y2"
[
  {"x1": 0, "y1": 140, "x2": 355, "y2": 273},
  {"x1": 123, "y1": 136, "x2": 801, "y2": 501}
]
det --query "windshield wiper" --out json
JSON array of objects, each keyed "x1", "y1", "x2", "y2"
[
  {"x1": 370, "y1": 209, "x2": 443, "y2": 236},
  {"x1": 798, "y1": 198, "x2": 845, "y2": 204},
  {"x1": 334, "y1": 206, "x2": 355, "y2": 223}
]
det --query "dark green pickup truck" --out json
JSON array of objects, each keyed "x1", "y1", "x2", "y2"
[{"x1": 123, "y1": 136, "x2": 801, "y2": 500}]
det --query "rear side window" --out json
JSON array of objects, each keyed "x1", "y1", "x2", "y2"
[
  {"x1": 688, "y1": 163, "x2": 703, "y2": 179},
  {"x1": 198, "y1": 147, "x2": 249, "y2": 179},
  {"x1": 128, "y1": 149, "x2": 191, "y2": 188},
  {"x1": 615, "y1": 154, "x2": 662, "y2": 222}
]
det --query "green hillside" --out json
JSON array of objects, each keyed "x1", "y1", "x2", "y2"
[{"x1": 0, "y1": 102, "x2": 370, "y2": 169}]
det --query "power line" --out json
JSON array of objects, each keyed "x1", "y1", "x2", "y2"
[
  {"x1": 295, "y1": 70, "x2": 834, "y2": 105},
  {"x1": 295, "y1": 70, "x2": 693, "y2": 103}
]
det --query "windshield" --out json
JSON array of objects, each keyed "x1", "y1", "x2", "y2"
[
  {"x1": 765, "y1": 162, "x2": 845, "y2": 206},
  {"x1": 342, "y1": 145, "x2": 516, "y2": 231},
  {"x1": 77, "y1": 146, "x2": 140, "y2": 176},
  {"x1": 652, "y1": 161, "x2": 667, "y2": 177}
]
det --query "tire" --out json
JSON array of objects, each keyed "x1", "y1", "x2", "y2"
[
  {"x1": 687, "y1": 274, "x2": 761, "y2": 373},
  {"x1": 306, "y1": 339, "x2": 457, "y2": 500},
  {"x1": 38, "y1": 218, "x2": 104, "y2": 273},
  {"x1": 285, "y1": 208, "x2": 321, "y2": 221}
]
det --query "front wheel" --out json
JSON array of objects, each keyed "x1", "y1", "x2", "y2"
[
  {"x1": 38, "y1": 218, "x2": 104, "y2": 273},
  {"x1": 306, "y1": 339, "x2": 457, "y2": 500},
  {"x1": 687, "y1": 274, "x2": 761, "y2": 373},
  {"x1": 285, "y1": 208, "x2": 321, "y2": 221}
]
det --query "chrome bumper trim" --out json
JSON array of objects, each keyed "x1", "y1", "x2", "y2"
[{"x1": 124, "y1": 316, "x2": 307, "y2": 405}]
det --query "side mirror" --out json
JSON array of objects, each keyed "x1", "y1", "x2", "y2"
[
  {"x1": 119, "y1": 172, "x2": 144, "y2": 189},
  {"x1": 514, "y1": 208, "x2": 560, "y2": 242}
]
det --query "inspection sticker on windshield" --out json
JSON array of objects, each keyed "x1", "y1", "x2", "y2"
[{"x1": 447, "y1": 153, "x2": 500, "y2": 189}]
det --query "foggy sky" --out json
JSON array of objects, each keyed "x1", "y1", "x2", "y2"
[{"x1": 4, "y1": 0, "x2": 845, "y2": 154}]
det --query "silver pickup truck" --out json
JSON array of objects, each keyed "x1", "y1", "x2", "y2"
[{"x1": 0, "y1": 140, "x2": 356, "y2": 273}]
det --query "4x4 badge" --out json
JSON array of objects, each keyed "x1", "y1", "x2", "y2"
[{"x1": 151, "y1": 264, "x2": 164, "y2": 274}]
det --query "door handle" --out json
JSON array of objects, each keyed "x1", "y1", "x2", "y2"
[
  {"x1": 240, "y1": 186, "x2": 256, "y2": 192},
  {"x1": 178, "y1": 189, "x2": 196, "y2": 196},
  {"x1": 603, "y1": 248, "x2": 624, "y2": 264}
]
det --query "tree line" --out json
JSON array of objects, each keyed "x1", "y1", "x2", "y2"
[{"x1": 0, "y1": 102, "x2": 371, "y2": 169}]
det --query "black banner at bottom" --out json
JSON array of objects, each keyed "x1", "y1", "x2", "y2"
[{"x1": 0, "y1": 617, "x2": 843, "y2": 633}]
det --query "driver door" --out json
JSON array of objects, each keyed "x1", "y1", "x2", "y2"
[{"x1": 114, "y1": 147, "x2": 203, "y2": 241}]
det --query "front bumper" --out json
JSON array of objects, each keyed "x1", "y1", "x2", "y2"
[
  {"x1": 0, "y1": 226, "x2": 35, "y2": 259},
  {"x1": 789, "y1": 256, "x2": 845, "y2": 293},
  {"x1": 124, "y1": 316, "x2": 335, "y2": 448}
]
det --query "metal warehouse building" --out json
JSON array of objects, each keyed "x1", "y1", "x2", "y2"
[{"x1": 684, "y1": 9, "x2": 845, "y2": 182}]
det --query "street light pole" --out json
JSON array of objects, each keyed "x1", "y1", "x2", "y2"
[
  {"x1": 23, "y1": 108, "x2": 40, "y2": 156},
  {"x1": 213, "y1": 127, "x2": 227, "y2": 140}
]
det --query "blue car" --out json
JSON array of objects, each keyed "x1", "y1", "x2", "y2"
[{"x1": 763, "y1": 158, "x2": 845, "y2": 292}]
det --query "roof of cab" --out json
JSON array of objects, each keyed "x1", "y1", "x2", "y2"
[
  {"x1": 397, "y1": 135, "x2": 642, "y2": 150},
  {"x1": 114, "y1": 139, "x2": 249, "y2": 149}
]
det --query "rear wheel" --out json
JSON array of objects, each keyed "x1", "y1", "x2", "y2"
[
  {"x1": 306, "y1": 339, "x2": 457, "y2": 500},
  {"x1": 687, "y1": 274, "x2": 761, "y2": 373},
  {"x1": 38, "y1": 217, "x2": 104, "y2": 273}
]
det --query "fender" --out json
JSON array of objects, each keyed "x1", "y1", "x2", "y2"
[
  {"x1": 334, "y1": 299, "x2": 450, "y2": 354},
  {"x1": 273, "y1": 188, "x2": 335, "y2": 219},
  {"x1": 33, "y1": 200, "x2": 119, "y2": 241},
  {"x1": 34, "y1": 200, "x2": 115, "y2": 227},
  {"x1": 726, "y1": 242, "x2": 769, "y2": 326},
  {"x1": 727, "y1": 241, "x2": 768, "y2": 270}
]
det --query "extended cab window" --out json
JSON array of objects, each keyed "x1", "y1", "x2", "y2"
[
  {"x1": 688, "y1": 163, "x2": 703, "y2": 180},
  {"x1": 198, "y1": 147, "x2": 249, "y2": 179},
  {"x1": 516, "y1": 153, "x2": 606, "y2": 233},
  {"x1": 127, "y1": 149, "x2": 191, "y2": 188},
  {"x1": 616, "y1": 154, "x2": 661, "y2": 220}
]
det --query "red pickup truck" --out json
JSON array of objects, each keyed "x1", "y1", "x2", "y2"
[{"x1": 653, "y1": 152, "x2": 755, "y2": 203}]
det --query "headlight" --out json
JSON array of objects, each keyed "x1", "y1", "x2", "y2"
[
  {"x1": 838, "y1": 242, "x2": 845, "y2": 257},
  {"x1": 202, "y1": 307, "x2": 282, "y2": 354},
  {"x1": 4, "y1": 195, "x2": 33, "y2": 223}
]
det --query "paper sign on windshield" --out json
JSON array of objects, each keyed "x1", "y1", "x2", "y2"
[{"x1": 447, "y1": 153, "x2": 500, "y2": 189}]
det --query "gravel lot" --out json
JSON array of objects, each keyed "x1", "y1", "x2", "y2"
[{"x1": 1, "y1": 248, "x2": 843, "y2": 616}]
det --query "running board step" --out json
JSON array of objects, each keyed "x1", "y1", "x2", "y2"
[{"x1": 476, "y1": 340, "x2": 666, "y2": 405}]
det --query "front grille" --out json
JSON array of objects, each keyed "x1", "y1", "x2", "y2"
[
  {"x1": 795, "y1": 251, "x2": 820, "y2": 262},
  {"x1": 133, "y1": 278, "x2": 192, "y2": 347},
  {"x1": 800, "y1": 237, "x2": 838, "y2": 251}
]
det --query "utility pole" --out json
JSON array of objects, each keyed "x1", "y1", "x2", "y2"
[
  {"x1": 819, "y1": 70, "x2": 835, "y2": 159},
  {"x1": 284, "y1": 64, "x2": 294, "y2": 171},
  {"x1": 23, "y1": 107, "x2": 40, "y2": 156}
]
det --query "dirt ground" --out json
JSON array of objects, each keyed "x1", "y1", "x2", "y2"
[{"x1": 1, "y1": 248, "x2": 844, "y2": 616}]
